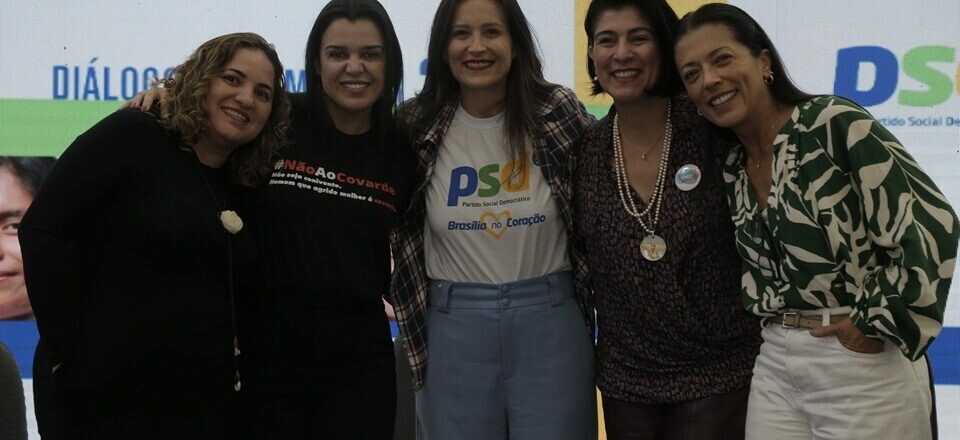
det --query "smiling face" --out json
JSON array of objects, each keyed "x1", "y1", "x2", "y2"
[
  {"x1": 675, "y1": 23, "x2": 772, "y2": 133},
  {"x1": 0, "y1": 167, "x2": 33, "y2": 320},
  {"x1": 446, "y1": 0, "x2": 513, "y2": 100},
  {"x1": 318, "y1": 17, "x2": 385, "y2": 131},
  {"x1": 589, "y1": 6, "x2": 661, "y2": 104},
  {"x1": 198, "y1": 48, "x2": 276, "y2": 154}
]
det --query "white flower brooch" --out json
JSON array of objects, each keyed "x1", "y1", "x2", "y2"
[{"x1": 219, "y1": 210, "x2": 243, "y2": 234}]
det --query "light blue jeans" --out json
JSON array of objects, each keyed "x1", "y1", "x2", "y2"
[{"x1": 416, "y1": 272, "x2": 597, "y2": 440}]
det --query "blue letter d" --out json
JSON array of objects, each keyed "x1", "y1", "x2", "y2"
[{"x1": 834, "y1": 46, "x2": 898, "y2": 107}]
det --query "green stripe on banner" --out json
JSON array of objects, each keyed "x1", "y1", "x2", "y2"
[
  {"x1": 0, "y1": 99, "x2": 120, "y2": 156},
  {"x1": 585, "y1": 104, "x2": 610, "y2": 120},
  {"x1": 0, "y1": 100, "x2": 615, "y2": 156}
]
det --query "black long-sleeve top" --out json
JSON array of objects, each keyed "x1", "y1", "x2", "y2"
[{"x1": 19, "y1": 109, "x2": 255, "y2": 395}]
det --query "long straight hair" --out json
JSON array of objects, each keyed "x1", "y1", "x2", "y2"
[
  {"x1": 303, "y1": 0, "x2": 404, "y2": 144},
  {"x1": 410, "y1": 0, "x2": 556, "y2": 170}
]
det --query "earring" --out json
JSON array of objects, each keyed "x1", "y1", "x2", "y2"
[
  {"x1": 696, "y1": 108, "x2": 703, "y2": 117},
  {"x1": 763, "y1": 72, "x2": 774, "y2": 85},
  {"x1": 592, "y1": 75, "x2": 598, "y2": 81}
]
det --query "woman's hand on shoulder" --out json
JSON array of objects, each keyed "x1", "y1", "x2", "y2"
[{"x1": 119, "y1": 87, "x2": 171, "y2": 118}]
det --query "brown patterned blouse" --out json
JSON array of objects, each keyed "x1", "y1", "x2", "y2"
[{"x1": 572, "y1": 95, "x2": 760, "y2": 403}]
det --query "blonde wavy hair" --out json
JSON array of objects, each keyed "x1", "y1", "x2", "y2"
[{"x1": 158, "y1": 32, "x2": 291, "y2": 186}]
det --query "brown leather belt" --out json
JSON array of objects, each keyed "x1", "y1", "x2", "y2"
[{"x1": 769, "y1": 312, "x2": 847, "y2": 329}]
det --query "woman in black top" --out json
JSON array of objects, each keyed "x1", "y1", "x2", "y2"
[
  {"x1": 236, "y1": 2, "x2": 414, "y2": 438},
  {"x1": 129, "y1": 1, "x2": 415, "y2": 438},
  {"x1": 19, "y1": 33, "x2": 289, "y2": 440}
]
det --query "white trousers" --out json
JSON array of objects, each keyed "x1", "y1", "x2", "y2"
[{"x1": 745, "y1": 321, "x2": 933, "y2": 440}]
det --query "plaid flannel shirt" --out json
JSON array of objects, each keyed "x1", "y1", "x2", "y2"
[{"x1": 389, "y1": 86, "x2": 596, "y2": 389}]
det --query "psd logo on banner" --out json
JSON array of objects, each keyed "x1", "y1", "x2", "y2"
[{"x1": 835, "y1": 45, "x2": 960, "y2": 128}]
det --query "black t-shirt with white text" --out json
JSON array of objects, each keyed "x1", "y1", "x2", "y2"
[{"x1": 238, "y1": 100, "x2": 416, "y2": 392}]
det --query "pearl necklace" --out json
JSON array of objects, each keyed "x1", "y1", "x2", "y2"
[{"x1": 612, "y1": 98, "x2": 672, "y2": 261}]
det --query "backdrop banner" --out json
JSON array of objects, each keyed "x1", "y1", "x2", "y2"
[{"x1": 1, "y1": 1, "x2": 957, "y2": 438}]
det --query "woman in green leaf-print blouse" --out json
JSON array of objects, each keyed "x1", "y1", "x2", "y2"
[{"x1": 674, "y1": 4, "x2": 959, "y2": 440}]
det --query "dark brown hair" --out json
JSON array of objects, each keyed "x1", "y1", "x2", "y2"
[
  {"x1": 676, "y1": 3, "x2": 814, "y2": 105},
  {"x1": 303, "y1": 0, "x2": 403, "y2": 144},
  {"x1": 410, "y1": 0, "x2": 557, "y2": 170},
  {"x1": 584, "y1": 0, "x2": 681, "y2": 97},
  {"x1": 0, "y1": 156, "x2": 56, "y2": 196}
]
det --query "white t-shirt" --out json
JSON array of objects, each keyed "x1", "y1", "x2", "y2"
[{"x1": 424, "y1": 106, "x2": 571, "y2": 284}]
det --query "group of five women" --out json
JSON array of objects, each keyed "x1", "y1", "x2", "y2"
[{"x1": 18, "y1": 0, "x2": 956, "y2": 439}]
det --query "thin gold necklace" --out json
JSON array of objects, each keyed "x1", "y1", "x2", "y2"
[{"x1": 622, "y1": 123, "x2": 666, "y2": 161}]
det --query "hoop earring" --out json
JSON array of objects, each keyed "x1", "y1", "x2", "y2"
[{"x1": 763, "y1": 72, "x2": 774, "y2": 85}]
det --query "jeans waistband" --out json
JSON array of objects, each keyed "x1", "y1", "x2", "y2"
[{"x1": 429, "y1": 272, "x2": 574, "y2": 312}]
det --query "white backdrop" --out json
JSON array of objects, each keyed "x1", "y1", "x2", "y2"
[
  {"x1": 0, "y1": 0, "x2": 575, "y2": 103},
  {"x1": 1, "y1": 0, "x2": 957, "y2": 438}
]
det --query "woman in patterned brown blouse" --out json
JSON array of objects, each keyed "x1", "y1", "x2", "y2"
[{"x1": 574, "y1": 0, "x2": 760, "y2": 438}]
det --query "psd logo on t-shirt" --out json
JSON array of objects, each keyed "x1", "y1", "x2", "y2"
[{"x1": 447, "y1": 157, "x2": 528, "y2": 207}]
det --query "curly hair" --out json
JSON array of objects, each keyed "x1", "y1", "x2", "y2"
[{"x1": 158, "y1": 32, "x2": 291, "y2": 186}]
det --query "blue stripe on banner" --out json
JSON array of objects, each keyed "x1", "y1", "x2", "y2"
[
  {"x1": 4, "y1": 321, "x2": 960, "y2": 384},
  {"x1": 0, "y1": 321, "x2": 39, "y2": 378},
  {"x1": 929, "y1": 326, "x2": 959, "y2": 385}
]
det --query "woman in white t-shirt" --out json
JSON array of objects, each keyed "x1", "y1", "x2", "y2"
[{"x1": 389, "y1": 0, "x2": 597, "y2": 439}]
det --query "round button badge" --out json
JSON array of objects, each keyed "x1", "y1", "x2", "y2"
[{"x1": 675, "y1": 164, "x2": 701, "y2": 191}]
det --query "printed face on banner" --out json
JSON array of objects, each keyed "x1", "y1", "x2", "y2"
[
  {"x1": 317, "y1": 18, "x2": 386, "y2": 129},
  {"x1": 675, "y1": 23, "x2": 771, "y2": 132},
  {"x1": 199, "y1": 48, "x2": 276, "y2": 152},
  {"x1": 446, "y1": 0, "x2": 513, "y2": 99},
  {"x1": 0, "y1": 166, "x2": 33, "y2": 320},
  {"x1": 589, "y1": 6, "x2": 661, "y2": 104}
]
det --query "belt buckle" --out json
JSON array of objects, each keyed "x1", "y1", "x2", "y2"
[{"x1": 781, "y1": 312, "x2": 800, "y2": 329}]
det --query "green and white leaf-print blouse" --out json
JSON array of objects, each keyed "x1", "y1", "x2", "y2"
[{"x1": 723, "y1": 95, "x2": 960, "y2": 361}]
